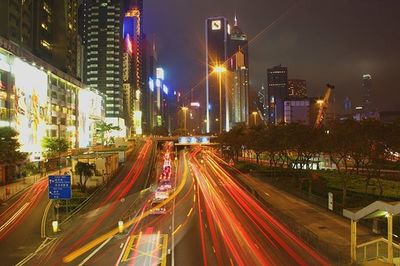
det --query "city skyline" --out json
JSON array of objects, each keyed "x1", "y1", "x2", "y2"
[{"x1": 144, "y1": 0, "x2": 400, "y2": 112}]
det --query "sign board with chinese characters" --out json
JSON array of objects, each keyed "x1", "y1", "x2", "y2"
[{"x1": 48, "y1": 175, "x2": 72, "y2": 200}]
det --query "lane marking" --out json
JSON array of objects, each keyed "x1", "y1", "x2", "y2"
[
  {"x1": 172, "y1": 224, "x2": 182, "y2": 235},
  {"x1": 187, "y1": 207, "x2": 193, "y2": 217},
  {"x1": 41, "y1": 200, "x2": 52, "y2": 238},
  {"x1": 78, "y1": 237, "x2": 112, "y2": 266}
]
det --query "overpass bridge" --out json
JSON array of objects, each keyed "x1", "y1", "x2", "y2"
[{"x1": 152, "y1": 136, "x2": 218, "y2": 146}]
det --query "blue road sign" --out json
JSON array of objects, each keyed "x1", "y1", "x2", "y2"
[{"x1": 48, "y1": 175, "x2": 72, "y2": 200}]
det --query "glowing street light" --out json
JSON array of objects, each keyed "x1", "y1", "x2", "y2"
[{"x1": 213, "y1": 65, "x2": 226, "y2": 73}]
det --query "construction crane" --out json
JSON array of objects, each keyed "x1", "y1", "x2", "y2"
[{"x1": 314, "y1": 84, "x2": 334, "y2": 128}]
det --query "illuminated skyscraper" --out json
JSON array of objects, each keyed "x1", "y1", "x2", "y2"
[
  {"x1": 230, "y1": 51, "x2": 249, "y2": 126},
  {"x1": 362, "y1": 74, "x2": 372, "y2": 113},
  {"x1": 267, "y1": 65, "x2": 288, "y2": 124},
  {"x1": 205, "y1": 16, "x2": 230, "y2": 133},
  {"x1": 82, "y1": 0, "x2": 125, "y2": 134},
  {"x1": 122, "y1": 0, "x2": 145, "y2": 135},
  {"x1": 228, "y1": 15, "x2": 249, "y2": 128},
  {"x1": 229, "y1": 15, "x2": 249, "y2": 68}
]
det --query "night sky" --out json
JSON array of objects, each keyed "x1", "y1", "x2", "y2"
[{"x1": 144, "y1": 0, "x2": 400, "y2": 112}]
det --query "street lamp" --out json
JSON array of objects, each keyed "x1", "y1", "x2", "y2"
[
  {"x1": 213, "y1": 65, "x2": 226, "y2": 134},
  {"x1": 181, "y1": 107, "x2": 188, "y2": 131},
  {"x1": 252, "y1": 111, "x2": 258, "y2": 126}
]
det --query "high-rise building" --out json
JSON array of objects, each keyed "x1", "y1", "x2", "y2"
[
  {"x1": 0, "y1": 0, "x2": 79, "y2": 78},
  {"x1": 205, "y1": 16, "x2": 230, "y2": 133},
  {"x1": 123, "y1": 0, "x2": 145, "y2": 135},
  {"x1": 82, "y1": 0, "x2": 125, "y2": 135},
  {"x1": 229, "y1": 15, "x2": 248, "y2": 67},
  {"x1": 230, "y1": 51, "x2": 249, "y2": 126},
  {"x1": 267, "y1": 65, "x2": 288, "y2": 124},
  {"x1": 362, "y1": 74, "x2": 372, "y2": 113},
  {"x1": 228, "y1": 16, "x2": 249, "y2": 128},
  {"x1": 288, "y1": 79, "x2": 307, "y2": 98}
]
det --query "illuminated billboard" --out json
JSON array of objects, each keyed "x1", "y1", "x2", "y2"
[
  {"x1": 123, "y1": 16, "x2": 137, "y2": 55},
  {"x1": 134, "y1": 111, "x2": 142, "y2": 135},
  {"x1": 78, "y1": 89, "x2": 104, "y2": 148},
  {"x1": 12, "y1": 58, "x2": 48, "y2": 154}
]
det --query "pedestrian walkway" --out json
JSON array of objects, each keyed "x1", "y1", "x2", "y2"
[
  {"x1": 237, "y1": 173, "x2": 377, "y2": 264},
  {"x1": 0, "y1": 167, "x2": 71, "y2": 202}
]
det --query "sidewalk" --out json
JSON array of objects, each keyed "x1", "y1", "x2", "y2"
[
  {"x1": 0, "y1": 167, "x2": 71, "y2": 202},
  {"x1": 237, "y1": 173, "x2": 377, "y2": 264}
]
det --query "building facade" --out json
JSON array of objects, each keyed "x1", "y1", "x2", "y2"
[
  {"x1": 284, "y1": 99, "x2": 310, "y2": 125},
  {"x1": 288, "y1": 79, "x2": 307, "y2": 98},
  {"x1": 362, "y1": 74, "x2": 372, "y2": 113},
  {"x1": 0, "y1": 0, "x2": 79, "y2": 78},
  {"x1": 205, "y1": 17, "x2": 230, "y2": 133},
  {"x1": 267, "y1": 65, "x2": 288, "y2": 124},
  {"x1": 0, "y1": 36, "x2": 104, "y2": 162},
  {"x1": 230, "y1": 51, "x2": 249, "y2": 126},
  {"x1": 82, "y1": 0, "x2": 125, "y2": 136}
]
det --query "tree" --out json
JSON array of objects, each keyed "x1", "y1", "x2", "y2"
[
  {"x1": 0, "y1": 127, "x2": 27, "y2": 165},
  {"x1": 0, "y1": 127, "x2": 27, "y2": 182},
  {"x1": 324, "y1": 120, "x2": 357, "y2": 207},
  {"x1": 247, "y1": 124, "x2": 267, "y2": 164},
  {"x1": 217, "y1": 123, "x2": 248, "y2": 162},
  {"x1": 42, "y1": 137, "x2": 69, "y2": 173},
  {"x1": 75, "y1": 162, "x2": 95, "y2": 192},
  {"x1": 95, "y1": 122, "x2": 121, "y2": 145}
]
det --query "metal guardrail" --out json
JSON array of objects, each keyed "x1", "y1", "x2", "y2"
[{"x1": 356, "y1": 237, "x2": 400, "y2": 264}]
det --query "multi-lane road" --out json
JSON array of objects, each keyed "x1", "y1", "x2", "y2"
[{"x1": 0, "y1": 140, "x2": 330, "y2": 265}]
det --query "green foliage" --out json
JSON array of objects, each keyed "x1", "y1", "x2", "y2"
[
  {"x1": 219, "y1": 120, "x2": 400, "y2": 207},
  {"x1": 95, "y1": 121, "x2": 121, "y2": 145},
  {"x1": 0, "y1": 127, "x2": 27, "y2": 165},
  {"x1": 75, "y1": 161, "x2": 95, "y2": 191},
  {"x1": 41, "y1": 137, "x2": 69, "y2": 158}
]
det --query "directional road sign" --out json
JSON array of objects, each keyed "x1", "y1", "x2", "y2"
[{"x1": 48, "y1": 175, "x2": 72, "y2": 200}]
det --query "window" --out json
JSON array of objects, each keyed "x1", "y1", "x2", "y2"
[{"x1": 41, "y1": 40, "x2": 52, "y2": 50}]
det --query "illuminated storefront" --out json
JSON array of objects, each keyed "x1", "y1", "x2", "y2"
[
  {"x1": 0, "y1": 38, "x2": 106, "y2": 162},
  {"x1": 12, "y1": 58, "x2": 48, "y2": 158}
]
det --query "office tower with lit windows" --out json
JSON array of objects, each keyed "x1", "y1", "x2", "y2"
[
  {"x1": 229, "y1": 15, "x2": 249, "y2": 68},
  {"x1": 123, "y1": 0, "x2": 145, "y2": 135},
  {"x1": 0, "y1": 0, "x2": 79, "y2": 78},
  {"x1": 362, "y1": 74, "x2": 372, "y2": 113},
  {"x1": 288, "y1": 79, "x2": 307, "y2": 98},
  {"x1": 230, "y1": 51, "x2": 249, "y2": 126},
  {"x1": 229, "y1": 16, "x2": 249, "y2": 128},
  {"x1": 82, "y1": 0, "x2": 126, "y2": 135},
  {"x1": 205, "y1": 16, "x2": 230, "y2": 133},
  {"x1": 267, "y1": 65, "x2": 288, "y2": 124}
]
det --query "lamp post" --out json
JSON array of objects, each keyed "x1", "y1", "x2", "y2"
[
  {"x1": 181, "y1": 107, "x2": 188, "y2": 131},
  {"x1": 252, "y1": 111, "x2": 258, "y2": 126},
  {"x1": 214, "y1": 65, "x2": 226, "y2": 134}
]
